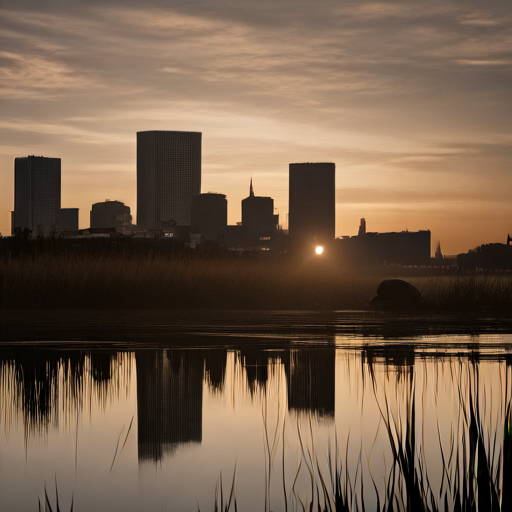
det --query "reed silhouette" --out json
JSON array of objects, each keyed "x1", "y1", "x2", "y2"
[{"x1": 1, "y1": 250, "x2": 511, "y2": 312}]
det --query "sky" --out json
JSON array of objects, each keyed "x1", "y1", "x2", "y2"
[{"x1": 1, "y1": 0, "x2": 511, "y2": 255}]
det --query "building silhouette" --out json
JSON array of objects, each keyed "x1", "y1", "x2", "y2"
[
  {"x1": 358, "y1": 218, "x2": 366, "y2": 236},
  {"x1": 239, "y1": 179, "x2": 280, "y2": 249},
  {"x1": 218, "y1": 224, "x2": 246, "y2": 249},
  {"x1": 435, "y1": 241, "x2": 443, "y2": 260},
  {"x1": 13, "y1": 156, "x2": 61, "y2": 237},
  {"x1": 56, "y1": 208, "x2": 79, "y2": 232},
  {"x1": 90, "y1": 199, "x2": 132, "y2": 235},
  {"x1": 137, "y1": 130, "x2": 201, "y2": 231},
  {"x1": 457, "y1": 243, "x2": 512, "y2": 270},
  {"x1": 242, "y1": 179, "x2": 278, "y2": 231},
  {"x1": 289, "y1": 162, "x2": 335, "y2": 243},
  {"x1": 336, "y1": 221, "x2": 431, "y2": 264},
  {"x1": 191, "y1": 192, "x2": 227, "y2": 241}
]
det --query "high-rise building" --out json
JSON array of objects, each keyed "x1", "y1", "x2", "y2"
[
  {"x1": 137, "y1": 131, "x2": 201, "y2": 231},
  {"x1": 241, "y1": 179, "x2": 279, "y2": 231},
  {"x1": 14, "y1": 156, "x2": 61, "y2": 237},
  {"x1": 288, "y1": 162, "x2": 335, "y2": 243},
  {"x1": 90, "y1": 200, "x2": 132, "y2": 235},
  {"x1": 191, "y1": 192, "x2": 227, "y2": 241}
]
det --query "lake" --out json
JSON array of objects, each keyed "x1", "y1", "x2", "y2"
[{"x1": 1, "y1": 311, "x2": 512, "y2": 511}]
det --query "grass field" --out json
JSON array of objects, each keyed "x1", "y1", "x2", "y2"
[{"x1": 1, "y1": 250, "x2": 511, "y2": 313}]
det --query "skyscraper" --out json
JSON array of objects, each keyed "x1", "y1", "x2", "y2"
[
  {"x1": 288, "y1": 162, "x2": 335, "y2": 243},
  {"x1": 14, "y1": 156, "x2": 61, "y2": 237},
  {"x1": 137, "y1": 131, "x2": 201, "y2": 230}
]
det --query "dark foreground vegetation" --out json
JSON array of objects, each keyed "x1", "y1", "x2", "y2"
[
  {"x1": 204, "y1": 379, "x2": 512, "y2": 512},
  {"x1": 1, "y1": 237, "x2": 511, "y2": 313},
  {"x1": 33, "y1": 359, "x2": 511, "y2": 512}
]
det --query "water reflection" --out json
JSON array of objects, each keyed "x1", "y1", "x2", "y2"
[
  {"x1": 239, "y1": 347, "x2": 271, "y2": 395},
  {"x1": 204, "y1": 348, "x2": 227, "y2": 392},
  {"x1": 1, "y1": 335, "x2": 512, "y2": 511},
  {"x1": 0, "y1": 349, "x2": 135, "y2": 441},
  {"x1": 0, "y1": 344, "x2": 338, "y2": 445},
  {"x1": 285, "y1": 347, "x2": 335, "y2": 418},
  {"x1": 136, "y1": 350, "x2": 205, "y2": 462}
]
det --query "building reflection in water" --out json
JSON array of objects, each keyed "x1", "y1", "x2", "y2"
[
  {"x1": 4, "y1": 338, "x2": 512, "y2": 510},
  {"x1": 136, "y1": 350, "x2": 205, "y2": 462},
  {"x1": 204, "y1": 348, "x2": 227, "y2": 392},
  {"x1": 234, "y1": 341, "x2": 336, "y2": 419},
  {"x1": 1, "y1": 343, "x2": 339, "y2": 455},
  {"x1": 285, "y1": 346, "x2": 335, "y2": 419},
  {"x1": 135, "y1": 342, "x2": 337, "y2": 464},
  {"x1": 238, "y1": 347, "x2": 271, "y2": 395}
]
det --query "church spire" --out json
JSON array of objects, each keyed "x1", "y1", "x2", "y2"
[
  {"x1": 250, "y1": 177, "x2": 254, "y2": 197},
  {"x1": 435, "y1": 241, "x2": 443, "y2": 260}
]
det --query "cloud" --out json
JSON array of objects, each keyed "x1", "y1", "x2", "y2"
[
  {"x1": 336, "y1": 186, "x2": 509, "y2": 205},
  {"x1": 0, "y1": 1, "x2": 511, "y2": 249},
  {"x1": 0, "y1": 50, "x2": 96, "y2": 100},
  {"x1": 455, "y1": 59, "x2": 512, "y2": 65}
]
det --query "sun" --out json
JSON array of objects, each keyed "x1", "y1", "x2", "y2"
[{"x1": 315, "y1": 246, "x2": 323, "y2": 255}]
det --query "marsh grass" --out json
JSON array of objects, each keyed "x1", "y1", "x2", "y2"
[
  {"x1": 304, "y1": 365, "x2": 509, "y2": 512},
  {"x1": 206, "y1": 363, "x2": 511, "y2": 512},
  {"x1": 0, "y1": 251, "x2": 379, "y2": 310},
  {"x1": 198, "y1": 466, "x2": 238, "y2": 512},
  {"x1": 37, "y1": 478, "x2": 73, "y2": 512},
  {"x1": 2, "y1": 251, "x2": 511, "y2": 312},
  {"x1": 412, "y1": 275, "x2": 512, "y2": 315}
]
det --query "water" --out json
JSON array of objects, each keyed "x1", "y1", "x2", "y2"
[{"x1": 2, "y1": 313, "x2": 512, "y2": 511}]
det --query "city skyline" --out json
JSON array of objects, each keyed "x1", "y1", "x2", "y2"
[{"x1": 1, "y1": 0, "x2": 511, "y2": 254}]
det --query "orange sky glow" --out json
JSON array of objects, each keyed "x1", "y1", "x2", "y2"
[{"x1": 1, "y1": 0, "x2": 511, "y2": 254}]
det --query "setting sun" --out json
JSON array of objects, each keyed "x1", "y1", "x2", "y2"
[{"x1": 315, "y1": 246, "x2": 323, "y2": 255}]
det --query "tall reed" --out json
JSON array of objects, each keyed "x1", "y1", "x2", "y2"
[
  {"x1": 203, "y1": 362, "x2": 511, "y2": 512},
  {"x1": 2, "y1": 251, "x2": 511, "y2": 312},
  {"x1": 0, "y1": 251, "x2": 379, "y2": 310}
]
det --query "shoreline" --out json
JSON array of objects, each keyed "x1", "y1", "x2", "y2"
[{"x1": 2, "y1": 309, "x2": 512, "y2": 343}]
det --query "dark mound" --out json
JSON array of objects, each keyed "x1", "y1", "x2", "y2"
[{"x1": 372, "y1": 279, "x2": 425, "y2": 310}]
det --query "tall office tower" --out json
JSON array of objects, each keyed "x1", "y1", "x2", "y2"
[
  {"x1": 137, "y1": 131, "x2": 201, "y2": 230},
  {"x1": 241, "y1": 179, "x2": 279, "y2": 230},
  {"x1": 14, "y1": 156, "x2": 61, "y2": 237},
  {"x1": 191, "y1": 192, "x2": 227, "y2": 241},
  {"x1": 288, "y1": 162, "x2": 335, "y2": 243}
]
